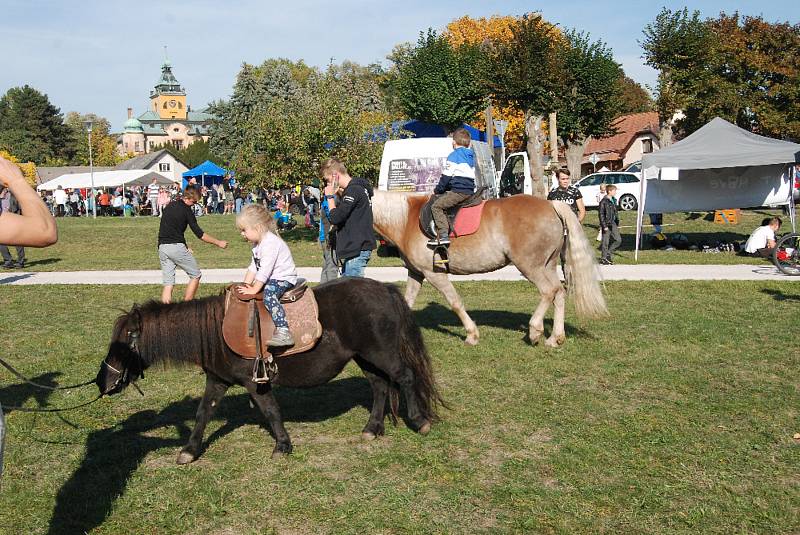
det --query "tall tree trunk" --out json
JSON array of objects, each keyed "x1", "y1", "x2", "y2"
[
  {"x1": 525, "y1": 114, "x2": 546, "y2": 198},
  {"x1": 658, "y1": 122, "x2": 673, "y2": 148},
  {"x1": 565, "y1": 135, "x2": 589, "y2": 180},
  {"x1": 548, "y1": 112, "x2": 559, "y2": 163}
]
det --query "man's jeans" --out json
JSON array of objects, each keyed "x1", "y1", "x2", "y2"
[{"x1": 341, "y1": 250, "x2": 371, "y2": 277}]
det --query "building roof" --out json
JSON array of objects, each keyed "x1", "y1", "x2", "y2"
[
  {"x1": 115, "y1": 149, "x2": 189, "y2": 170},
  {"x1": 584, "y1": 112, "x2": 659, "y2": 163},
  {"x1": 36, "y1": 166, "x2": 114, "y2": 185}
]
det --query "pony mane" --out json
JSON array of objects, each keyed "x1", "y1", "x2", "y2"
[
  {"x1": 372, "y1": 190, "x2": 414, "y2": 234},
  {"x1": 131, "y1": 295, "x2": 227, "y2": 370}
]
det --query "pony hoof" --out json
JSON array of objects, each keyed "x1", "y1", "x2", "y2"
[
  {"x1": 544, "y1": 337, "x2": 563, "y2": 348},
  {"x1": 464, "y1": 335, "x2": 479, "y2": 346},
  {"x1": 176, "y1": 451, "x2": 196, "y2": 465},
  {"x1": 418, "y1": 421, "x2": 431, "y2": 435},
  {"x1": 361, "y1": 431, "x2": 377, "y2": 441}
]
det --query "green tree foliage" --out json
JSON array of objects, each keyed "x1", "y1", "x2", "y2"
[
  {"x1": 617, "y1": 75, "x2": 654, "y2": 114},
  {"x1": 395, "y1": 29, "x2": 488, "y2": 131},
  {"x1": 643, "y1": 9, "x2": 800, "y2": 140},
  {"x1": 0, "y1": 85, "x2": 71, "y2": 164},
  {"x1": 63, "y1": 112, "x2": 122, "y2": 166},
  {"x1": 162, "y1": 138, "x2": 214, "y2": 168},
  {"x1": 212, "y1": 61, "x2": 396, "y2": 189}
]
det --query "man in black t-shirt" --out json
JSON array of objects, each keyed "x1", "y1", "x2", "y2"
[
  {"x1": 158, "y1": 186, "x2": 228, "y2": 303},
  {"x1": 547, "y1": 169, "x2": 585, "y2": 223}
]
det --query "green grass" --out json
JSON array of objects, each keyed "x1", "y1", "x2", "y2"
[
  {"x1": 13, "y1": 207, "x2": 789, "y2": 271},
  {"x1": 1, "y1": 281, "x2": 798, "y2": 533}
]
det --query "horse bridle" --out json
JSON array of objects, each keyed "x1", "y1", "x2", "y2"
[{"x1": 102, "y1": 330, "x2": 145, "y2": 396}]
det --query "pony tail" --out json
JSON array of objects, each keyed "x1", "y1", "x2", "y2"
[
  {"x1": 553, "y1": 202, "x2": 609, "y2": 319},
  {"x1": 385, "y1": 283, "x2": 446, "y2": 422}
]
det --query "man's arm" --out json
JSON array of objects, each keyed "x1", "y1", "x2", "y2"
[
  {"x1": 576, "y1": 197, "x2": 586, "y2": 223},
  {"x1": 0, "y1": 157, "x2": 57, "y2": 247},
  {"x1": 327, "y1": 186, "x2": 358, "y2": 226}
]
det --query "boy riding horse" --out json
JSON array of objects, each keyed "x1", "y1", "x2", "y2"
[{"x1": 427, "y1": 128, "x2": 475, "y2": 246}]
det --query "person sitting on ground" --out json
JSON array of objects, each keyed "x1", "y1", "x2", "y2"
[
  {"x1": 157, "y1": 185, "x2": 228, "y2": 304},
  {"x1": 428, "y1": 127, "x2": 476, "y2": 246},
  {"x1": 599, "y1": 184, "x2": 621, "y2": 265},
  {"x1": 273, "y1": 201, "x2": 296, "y2": 231},
  {"x1": 235, "y1": 204, "x2": 298, "y2": 347},
  {"x1": 743, "y1": 217, "x2": 781, "y2": 258}
]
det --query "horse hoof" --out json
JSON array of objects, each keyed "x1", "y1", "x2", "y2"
[
  {"x1": 530, "y1": 333, "x2": 543, "y2": 346},
  {"x1": 418, "y1": 421, "x2": 431, "y2": 435},
  {"x1": 361, "y1": 431, "x2": 377, "y2": 441},
  {"x1": 544, "y1": 337, "x2": 563, "y2": 348},
  {"x1": 176, "y1": 451, "x2": 195, "y2": 465},
  {"x1": 464, "y1": 336, "x2": 479, "y2": 346}
]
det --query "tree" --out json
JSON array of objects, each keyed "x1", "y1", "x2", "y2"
[
  {"x1": 491, "y1": 14, "x2": 564, "y2": 197},
  {"x1": 395, "y1": 29, "x2": 488, "y2": 131},
  {"x1": 0, "y1": 149, "x2": 37, "y2": 186},
  {"x1": 617, "y1": 75, "x2": 653, "y2": 114},
  {"x1": 556, "y1": 31, "x2": 624, "y2": 179},
  {"x1": 642, "y1": 9, "x2": 800, "y2": 141},
  {"x1": 63, "y1": 112, "x2": 122, "y2": 166},
  {"x1": 0, "y1": 85, "x2": 71, "y2": 164},
  {"x1": 163, "y1": 138, "x2": 214, "y2": 168}
]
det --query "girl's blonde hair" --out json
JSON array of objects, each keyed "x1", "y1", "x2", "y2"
[{"x1": 236, "y1": 204, "x2": 276, "y2": 234}]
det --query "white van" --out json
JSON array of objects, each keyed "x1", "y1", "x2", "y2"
[{"x1": 378, "y1": 138, "x2": 498, "y2": 197}]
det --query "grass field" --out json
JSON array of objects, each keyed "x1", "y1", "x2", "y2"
[
  {"x1": 10, "y1": 207, "x2": 790, "y2": 271},
  {"x1": 1, "y1": 281, "x2": 798, "y2": 533}
]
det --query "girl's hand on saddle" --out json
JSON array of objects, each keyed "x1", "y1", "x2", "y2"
[{"x1": 236, "y1": 284, "x2": 258, "y2": 297}]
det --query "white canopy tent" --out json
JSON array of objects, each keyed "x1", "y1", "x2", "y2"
[
  {"x1": 37, "y1": 170, "x2": 176, "y2": 191},
  {"x1": 635, "y1": 118, "x2": 799, "y2": 259}
]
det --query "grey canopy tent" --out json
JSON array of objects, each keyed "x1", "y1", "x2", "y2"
[{"x1": 635, "y1": 117, "x2": 799, "y2": 259}]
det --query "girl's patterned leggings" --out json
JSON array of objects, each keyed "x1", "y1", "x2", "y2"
[{"x1": 263, "y1": 279, "x2": 294, "y2": 329}]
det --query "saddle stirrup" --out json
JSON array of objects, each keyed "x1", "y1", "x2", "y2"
[{"x1": 251, "y1": 304, "x2": 278, "y2": 384}]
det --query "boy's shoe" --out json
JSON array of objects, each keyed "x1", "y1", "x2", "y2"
[
  {"x1": 268, "y1": 327, "x2": 295, "y2": 347},
  {"x1": 14, "y1": 261, "x2": 24, "y2": 269},
  {"x1": 427, "y1": 235, "x2": 450, "y2": 247},
  {"x1": 599, "y1": 258, "x2": 613, "y2": 265},
  {"x1": 1, "y1": 262, "x2": 13, "y2": 269}
]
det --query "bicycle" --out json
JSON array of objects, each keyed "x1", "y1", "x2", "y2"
[{"x1": 772, "y1": 233, "x2": 800, "y2": 275}]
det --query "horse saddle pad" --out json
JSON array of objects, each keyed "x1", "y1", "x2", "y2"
[
  {"x1": 222, "y1": 281, "x2": 322, "y2": 359},
  {"x1": 419, "y1": 190, "x2": 486, "y2": 240}
]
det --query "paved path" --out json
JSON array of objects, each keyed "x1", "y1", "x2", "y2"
[{"x1": 0, "y1": 264, "x2": 795, "y2": 285}]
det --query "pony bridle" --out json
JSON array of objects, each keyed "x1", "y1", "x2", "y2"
[{"x1": 102, "y1": 330, "x2": 145, "y2": 396}]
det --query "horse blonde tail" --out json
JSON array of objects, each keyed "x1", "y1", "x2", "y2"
[{"x1": 553, "y1": 202, "x2": 609, "y2": 319}]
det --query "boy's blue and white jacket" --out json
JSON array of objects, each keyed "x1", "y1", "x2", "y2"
[{"x1": 434, "y1": 147, "x2": 476, "y2": 195}]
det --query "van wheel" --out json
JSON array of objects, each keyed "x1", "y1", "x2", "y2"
[{"x1": 619, "y1": 194, "x2": 637, "y2": 211}]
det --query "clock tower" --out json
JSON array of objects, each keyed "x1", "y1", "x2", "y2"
[{"x1": 150, "y1": 59, "x2": 187, "y2": 120}]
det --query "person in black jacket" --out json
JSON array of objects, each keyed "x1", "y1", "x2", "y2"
[
  {"x1": 158, "y1": 185, "x2": 228, "y2": 303},
  {"x1": 321, "y1": 158, "x2": 375, "y2": 277},
  {"x1": 598, "y1": 184, "x2": 621, "y2": 265}
]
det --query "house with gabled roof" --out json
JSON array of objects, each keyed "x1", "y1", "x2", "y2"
[
  {"x1": 118, "y1": 58, "x2": 213, "y2": 157},
  {"x1": 114, "y1": 149, "x2": 189, "y2": 183},
  {"x1": 582, "y1": 111, "x2": 660, "y2": 176}
]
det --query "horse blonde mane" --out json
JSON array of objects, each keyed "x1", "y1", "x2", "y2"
[{"x1": 372, "y1": 190, "x2": 414, "y2": 233}]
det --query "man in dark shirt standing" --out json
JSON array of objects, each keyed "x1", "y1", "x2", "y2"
[
  {"x1": 321, "y1": 158, "x2": 375, "y2": 277},
  {"x1": 158, "y1": 185, "x2": 228, "y2": 303},
  {"x1": 547, "y1": 168, "x2": 586, "y2": 281}
]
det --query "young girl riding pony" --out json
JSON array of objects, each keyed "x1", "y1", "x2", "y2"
[{"x1": 235, "y1": 204, "x2": 298, "y2": 347}]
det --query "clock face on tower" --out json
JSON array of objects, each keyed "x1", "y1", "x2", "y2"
[{"x1": 169, "y1": 100, "x2": 177, "y2": 108}]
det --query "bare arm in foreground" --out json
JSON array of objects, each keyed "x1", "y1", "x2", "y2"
[{"x1": 0, "y1": 157, "x2": 57, "y2": 247}]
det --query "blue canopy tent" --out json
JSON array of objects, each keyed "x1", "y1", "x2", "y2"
[{"x1": 181, "y1": 160, "x2": 230, "y2": 189}]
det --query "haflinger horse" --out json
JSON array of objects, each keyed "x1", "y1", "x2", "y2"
[
  {"x1": 372, "y1": 191, "x2": 608, "y2": 346},
  {"x1": 95, "y1": 277, "x2": 444, "y2": 463}
]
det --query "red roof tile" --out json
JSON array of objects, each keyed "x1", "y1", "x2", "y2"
[{"x1": 584, "y1": 112, "x2": 659, "y2": 162}]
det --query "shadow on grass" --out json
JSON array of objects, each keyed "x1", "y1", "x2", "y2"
[
  {"x1": 415, "y1": 301, "x2": 594, "y2": 341},
  {"x1": 22, "y1": 258, "x2": 62, "y2": 268},
  {"x1": 0, "y1": 372, "x2": 61, "y2": 414},
  {"x1": 47, "y1": 376, "x2": 370, "y2": 535},
  {"x1": 760, "y1": 288, "x2": 800, "y2": 302}
]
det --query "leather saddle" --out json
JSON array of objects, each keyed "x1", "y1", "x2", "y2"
[
  {"x1": 419, "y1": 188, "x2": 487, "y2": 240},
  {"x1": 222, "y1": 279, "x2": 323, "y2": 359}
]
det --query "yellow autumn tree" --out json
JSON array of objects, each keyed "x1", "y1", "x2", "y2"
[
  {"x1": 0, "y1": 149, "x2": 38, "y2": 186},
  {"x1": 444, "y1": 15, "x2": 527, "y2": 151}
]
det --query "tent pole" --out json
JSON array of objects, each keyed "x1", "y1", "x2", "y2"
[
  {"x1": 790, "y1": 164, "x2": 797, "y2": 233},
  {"x1": 635, "y1": 169, "x2": 649, "y2": 262}
]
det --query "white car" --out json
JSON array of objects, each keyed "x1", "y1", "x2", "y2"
[{"x1": 575, "y1": 171, "x2": 641, "y2": 211}]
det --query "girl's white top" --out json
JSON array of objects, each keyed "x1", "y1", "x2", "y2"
[{"x1": 248, "y1": 231, "x2": 298, "y2": 285}]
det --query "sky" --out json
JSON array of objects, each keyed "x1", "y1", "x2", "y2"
[{"x1": 1, "y1": 0, "x2": 797, "y2": 131}]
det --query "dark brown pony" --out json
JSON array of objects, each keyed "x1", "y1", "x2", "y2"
[
  {"x1": 372, "y1": 191, "x2": 608, "y2": 346},
  {"x1": 96, "y1": 277, "x2": 443, "y2": 463}
]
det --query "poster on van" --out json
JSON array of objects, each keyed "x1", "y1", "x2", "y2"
[{"x1": 387, "y1": 157, "x2": 446, "y2": 193}]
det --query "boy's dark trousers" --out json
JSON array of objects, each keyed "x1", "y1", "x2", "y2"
[
  {"x1": 0, "y1": 244, "x2": 25, "y2": 267},
  {"x1": 431, "y1": 191, "x2": 470, "y2": 238},
  {"x1": 601, "y1": 222, "x2": 621, "y2": 261}
]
